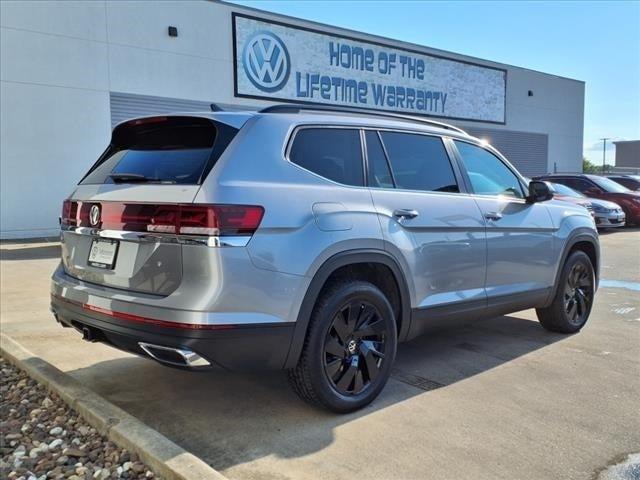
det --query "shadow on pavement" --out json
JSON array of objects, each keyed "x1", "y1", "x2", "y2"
[
  {"x1": 598, "y1": 226, "x2": 640, "y2": 235},
  {"x1": 66, "y1": 313, "x2": 566, "y2": 473},
  {"x1": 0, "y1": 244, "x2": 60, "y2": 261}
]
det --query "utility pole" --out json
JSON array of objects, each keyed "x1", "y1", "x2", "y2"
[{"x1": 600, "y1": 137, "x2": 610, "y2": 174}]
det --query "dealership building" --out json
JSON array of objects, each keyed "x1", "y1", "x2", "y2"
[
  {"x1": 0, "y1": 0, "x2": 585, "y2": 239},
  {"x1": 614, "y1": 140, "x2": 640, "y2": 170}
]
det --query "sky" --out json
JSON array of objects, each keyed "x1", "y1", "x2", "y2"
[{"x1": 231, "y1": 0, "x2": 640, "y2": 165}]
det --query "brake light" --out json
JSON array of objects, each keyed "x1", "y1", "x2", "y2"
[
  {"x1": 60, "y1": 201, "x2": 264, "y2": 236},
  {"x1": 61, "y1": 199, "x2": 78, "y2": 226},
  {"x1": 179, "y1": 205, "x2": 264, "y2": 235}
]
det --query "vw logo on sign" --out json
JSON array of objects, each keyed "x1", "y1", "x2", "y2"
[
  {"x1": 243, "y1": 31, "x2": 290, "y2": 93},
  {"x1": 89, "y1": 205, "x2": 101, "y2": 227}
]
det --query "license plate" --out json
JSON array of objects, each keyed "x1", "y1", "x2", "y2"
[{"x1": 88, "y1": 239, "x2": 119, "y2": 269}]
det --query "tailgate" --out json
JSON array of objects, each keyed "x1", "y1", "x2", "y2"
[
  {"x1": 61, "y1": 184, "x2": 201, "y2": 296},
  {"x1": 58, "y1": 115, "x2": 239, "y2": 296}
]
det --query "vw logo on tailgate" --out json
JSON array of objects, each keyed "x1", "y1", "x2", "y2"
[
  {"x1": 243, "y1": 31, "x2": 291, "y2": 93},
  {"x1": 89, "y1": 204, "x2": 101, "y2": 227}
]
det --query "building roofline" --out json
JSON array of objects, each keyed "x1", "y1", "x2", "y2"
[{"x1": 217, "y1": 0, "x2": 585, "y2": 84}]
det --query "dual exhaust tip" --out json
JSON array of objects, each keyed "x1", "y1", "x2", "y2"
[
  {"x1": 53, "y1": 309, "x2": 211, "y2": 369},
  {"x1": 138, "y1": 342, "x2": 211, "y2": 368}
]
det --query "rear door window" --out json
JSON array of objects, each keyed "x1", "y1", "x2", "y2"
[
  {"x1": 81, "y1": 117, "x2": 236, "y2": 185},
  {"x1": 379, "y1": 132, "x2": 459, "y2": 193},
  {"x1": 365, "y1": 130, "x2": 394, "y2": 188},
  {"x1": 289, "y1": 128, "x2": 364, "y2": 186}
]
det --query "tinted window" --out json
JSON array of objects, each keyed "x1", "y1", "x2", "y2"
[
  {"x1": 610, "y1": 177, "x2": 640, "y2": 190},
  {"x1": 289, "y1": 128, "x2": 364, "y2": 186},
  {"x1": 454, "y1": 141, "x2": 524, "y2": 198},
  {"x1": 556, "y1": 177, "x2": 595, "y2": 193},
  {"x1": 380, "y1": 132, "x2": 458, "y2": 192},
  {"x1": 551, "y1": 182, "x2": 585, "y2": 198},
  {"x1": 591, "y1": 176, "x2": 631, "y2": 193},
  {"x1": 86, "y1": 149, "x2": 212, "y2": 185},
  {"x1": 365, "y1": 131, "x2": 394, "y2": 188},
  {"x1": 81, "y1": 117, "x2": 233, "y2": 185}
]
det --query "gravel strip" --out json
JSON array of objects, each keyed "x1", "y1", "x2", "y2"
[{"x1": 1, "y1": 357, "x2": 161, "y2": 480}]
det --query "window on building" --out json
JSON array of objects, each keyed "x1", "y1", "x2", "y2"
[
  {"x1": 289, "y1": 128, "x2": 364, "y2": 186},
  {"x1": 379, "y1": 132, "x2": 459, "y2": 192}
]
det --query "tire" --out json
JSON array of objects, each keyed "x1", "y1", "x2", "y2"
[
  {"x1": 536, "y1": 251, "x2": 595, "y2": 333},
  {"x1": 288, "y1": 280, "x2": 397, "y2": 413}
]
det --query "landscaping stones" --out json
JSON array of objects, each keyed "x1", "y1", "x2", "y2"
[{"x1": 0, "y1": 357, "x2": 161, "y2": 480}]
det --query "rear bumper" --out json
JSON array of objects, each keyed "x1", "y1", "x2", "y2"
[{"x1": 50, "y1": 286, "x2": 295, "y2": 372}]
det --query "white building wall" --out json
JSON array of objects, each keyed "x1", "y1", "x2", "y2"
[
  {"x1": 0, "y1": 1, "x2": 112, "y2": 238},
  {"x1": 0, "y1": 0, "x2": 585, "y2": 238}
]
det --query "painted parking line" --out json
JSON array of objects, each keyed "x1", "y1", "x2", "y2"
[{"x1": 600, "y1": 279, "x2": 640, "y2": 292}]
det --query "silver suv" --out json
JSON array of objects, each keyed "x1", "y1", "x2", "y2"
[{"x1": 51, "y1": 105, "x2": 600, "y2": 413}]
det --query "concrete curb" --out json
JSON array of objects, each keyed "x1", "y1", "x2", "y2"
[{"x1": 1, "y1": 333, "x2": 228, "y2": 480}]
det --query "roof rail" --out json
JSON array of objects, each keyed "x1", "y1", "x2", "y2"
[{"x1": 259, "y1": 103, "x2": 468, "y2": 135}]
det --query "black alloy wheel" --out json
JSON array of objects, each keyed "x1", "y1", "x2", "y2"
[
  {"x1": 536, "y1": 250, "x2": 595, "y2": 333},
  {"x1": 563, "y1": 261, "x2": 594, "y2": 326},
  {"x1": 288, "y1": 280, "x2": 397, "y2": 413},
  {"x1": 323, "y1": 300, "x2": 387, "y2": 396}
]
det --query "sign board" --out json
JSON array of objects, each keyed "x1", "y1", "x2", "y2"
[{"x1": 232, "y1": 13, "x2": 507, "y2": 124}]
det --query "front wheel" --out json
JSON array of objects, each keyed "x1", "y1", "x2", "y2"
[
  {"x1": 288, "y1": 280, "x2": 397, "y2": 413},
  {"x1": 536, "y1": 251, "x2": 595, "y2": 333}
]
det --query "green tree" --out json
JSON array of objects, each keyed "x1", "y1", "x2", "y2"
[
  {"x1": 583, "y1": 157, "x2": 614, "y2": 174},
  {"x1": 583, "y1": 157, "x2": 599, "y2": 173}
]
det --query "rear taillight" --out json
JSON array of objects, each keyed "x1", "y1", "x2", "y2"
[
  {"x1": 61, "y1": 199, "x2": 78, "y2": 226},
  {"x1": 61, "y1": 201, "x2": 264, "y2": 236},
  {"x1": 180, "y1": 205, "x2": 264, "y2": 236}
]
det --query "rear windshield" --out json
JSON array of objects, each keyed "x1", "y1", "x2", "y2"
[{"x1": 81, "y1": 117, "x2": 237, "y2": 185}]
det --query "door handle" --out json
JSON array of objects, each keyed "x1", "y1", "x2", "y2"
[
  {"x1": 393, "y1": 209, "x2": 419, "y2": 220},
  {"x1": 484, "y1": 212, "x2": 503, "y2": 221}
]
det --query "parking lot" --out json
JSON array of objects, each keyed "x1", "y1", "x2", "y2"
[{"x1": 1, "y1": 229, "x2": 639, "y2": 480}]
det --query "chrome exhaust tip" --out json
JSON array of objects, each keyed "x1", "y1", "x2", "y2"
[{"x1": 138, "y1": 342, "x2": 211, "y2": 368}]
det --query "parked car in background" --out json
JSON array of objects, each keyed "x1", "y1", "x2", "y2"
[
  {"x1": 607, "y1": 175, "x2": 640, "y2": 191},
  {"x1": 535, "y1": 174, "x2": 640, "y2": 226},
  {"x1": 548, "y1": 182, "x2": 593, "y2": 212},
  {"x1": 549, "y1": 183, "x2": 625, "y2": 228}
]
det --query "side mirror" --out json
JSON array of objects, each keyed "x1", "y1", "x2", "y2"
[
  {"x1": 527, "y1": 180, "x2": 554, "y2": 203},
  {"x1": 585, "y1": 187, "x2": 602, "y2": 196}
]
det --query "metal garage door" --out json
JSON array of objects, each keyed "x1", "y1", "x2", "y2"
[
  {"x1": 109, "y1": 92, "x2": 213, "y2": 128},
  {"x1": 463, "y1": 127, "x2": 549, "y2": 177}
]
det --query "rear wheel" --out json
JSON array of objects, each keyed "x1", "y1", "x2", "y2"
[
  {"x1": 288, "y1": 280, "x2": 397, "y2": 413},
  {"x1": 536, "y1": 251, "x2": 595, "y2": 333}
]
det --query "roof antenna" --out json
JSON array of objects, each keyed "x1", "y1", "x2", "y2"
[{"x1": 210, "y1": 103, "x2": 223, "y2": 112}]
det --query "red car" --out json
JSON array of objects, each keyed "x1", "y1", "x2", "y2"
[
  {"x1": 548, "y1": 182, "x2": 593, "y2": 210},
  {"x1": 535, "y1": 174, "x2": 640, "y2": 225},
  {"x1": 607, "y1": 175, "x2": 640, "y2": 191}
]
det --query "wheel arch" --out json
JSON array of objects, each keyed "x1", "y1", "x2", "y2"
[
  {"x1": 546, "y1": 229, "x2": 600, "y2": 306},
  {"x1": 283, "y1": 249, "x2": 411, "y2": 369}
]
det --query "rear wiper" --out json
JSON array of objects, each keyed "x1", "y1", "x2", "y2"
[{"x1": 108, "y1": 173, "x2": 175, "y2": 184}]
